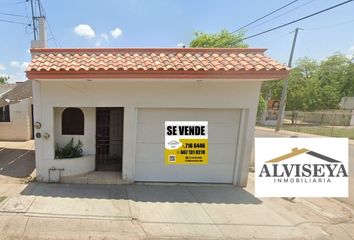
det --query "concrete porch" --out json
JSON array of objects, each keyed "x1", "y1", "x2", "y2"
[{"x1": 61, "y1": 171, "x2": 123, "y2": 184}]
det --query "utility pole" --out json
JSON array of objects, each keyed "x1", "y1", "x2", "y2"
[
  {"x1": 30, "y1": 0, "x2": 37, "y2": 40},
  {"x1": 30, "y1": 0, "x2": 45, "y2": 41},
  {"x1": 275, "y1": 27, "x2": 302, "y2": 131}
]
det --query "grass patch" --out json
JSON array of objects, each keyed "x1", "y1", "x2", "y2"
[{"x1": 280, "y1": 125, "x2": 354, "y2": 139}]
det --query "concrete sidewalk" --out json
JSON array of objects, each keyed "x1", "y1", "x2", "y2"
[
  {"x1": 0, "y1": 140, "x2": 35, "y2": 185},
  {"x1": 0, "y1": 140, "x2": 35, "y2": 198},
  {"x1": 0, "y1": 175, "x2": 353, "y2": 239}
]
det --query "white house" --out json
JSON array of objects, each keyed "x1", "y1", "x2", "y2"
[
  {"x1": 0, "y1": 81, "x2": 33, "y2": 141},
  {"x1": 26, "y1": 47, "x2": 289, "y2": 186}
]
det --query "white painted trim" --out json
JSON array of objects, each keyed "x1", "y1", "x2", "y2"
[
  {"x1": 122, "y1": 106, "x2": 138, "y2": 183},
  {"x1": 233, "y1": 109, "x2": 247, "y2": 185},
  {"x1": 32, "y1": 80, "x2": 44, "y2": 180},
  {"x1": 131, "y1": 108, "x2": 137, "y2": 181}
]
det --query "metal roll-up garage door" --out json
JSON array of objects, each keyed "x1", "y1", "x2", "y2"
[{"x1": 135, "y1": 108, "x2": 241, "y2": 183}]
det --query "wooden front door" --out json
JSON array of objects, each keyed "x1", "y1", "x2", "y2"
[{"x1": 96, "y1": 108, "x2": 123, "y2": 171}]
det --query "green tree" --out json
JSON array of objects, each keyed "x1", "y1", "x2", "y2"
[
  {"x1": 189, "y1": 31, "x2": 353, "y2": 115},
  {"x1": 302, "y1": 78, "x2": 323, "y2": 111},
  {"x1": 286, "y1": 58, "x2": 318, "y2": 112},
  {"x1": 260, "y1": 54, "x2": 352, "y2": 115},
  {"x1": 342, "y1": 62, "x2": 354, "y2": 96},
  {"x1": 261, "y1": 58, "x2": 318, "y2": 114},
  {"x1": 189, "y1": 29, "x2": 248, "y2": 48},
  {"x1": 0, "y1": 76, "x2": 9, "y2": 84},
  {"x1": 189, "y1": 29, "x2": 267, "y2": 117},
  {"x1": 318, "y1": 54, "x2": 352, "y2": 100},
  {"x1": 257, "y1": 95, "x2": 266, "y2": 120}
]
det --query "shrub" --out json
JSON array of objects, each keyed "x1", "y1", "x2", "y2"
[{"x1": 55, "y1": 138, "x2": 83, "y2": 159}]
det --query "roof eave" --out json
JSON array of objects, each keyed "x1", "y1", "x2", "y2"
[
  {"x1": 26, "y1": 70, "x2": 289, "y2": 81},
  {"x1": 29, "y1": 47, "x2": 268, "y2": 54}
]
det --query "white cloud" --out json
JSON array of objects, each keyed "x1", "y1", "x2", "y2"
[
  {"x1": 349, "y1": 45, "x2": 354, "y2": 52},
  {"x1": 10, "y1": 61, "x2": 20, "y2": 68},
  {"x1": 0, "y1": 64, "x2": 6, "y2": 71},
  {"x1": 74, "y1": 24, "x2": 95, "y2": 38},
  {"x1": 177, "y1": 43, "x2": 185, "y2": 48},
  {"x1": 10, "y1": 61, "x2": 28, "y2": 69},
  {"x1": 100, "y1": 33, "x2": 109, "y2": 41},
  {"x1": 110, "y1": 27, "x2": 123, "y2": 39},
  {"x1": 94, "y1": 33, "x2": 110, "y2": 47},
  {"x1": 21, "y1": 62, "x2": 29, "y2": 69}
]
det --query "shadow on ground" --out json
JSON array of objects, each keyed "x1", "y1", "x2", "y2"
[
  {"x1": 20, "y1": 182, "x2": 262, "y2": 204},
  {"x1": 0, "y1": 148, "x2": 35, "y2": 178}
]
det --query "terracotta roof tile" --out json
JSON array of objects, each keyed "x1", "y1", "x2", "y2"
[{"x1": 27, "y1": 48, "x2": 289, "y2": 80}]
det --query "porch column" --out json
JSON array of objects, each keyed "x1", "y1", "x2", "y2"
[
  {"x1": 32, "y1": 80, "x2": 45, "y2": 180},
  {"x1": 122, "y1": 106, "x2": 137, "y2": 183}
]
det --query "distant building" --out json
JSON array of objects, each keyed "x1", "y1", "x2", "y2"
[{"x1": 0, "y1": 81, "x2": 33, "y2": 140}]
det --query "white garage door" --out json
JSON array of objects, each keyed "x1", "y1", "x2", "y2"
[{"x1": 135, "y1": 108, "x2": 241, "y2": 183}]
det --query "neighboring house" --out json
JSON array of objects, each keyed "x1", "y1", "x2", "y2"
[
  {"x1": 0, "y1": 81, "x2": 33, "y2": 141},
  {"x1": 26, "y1": 47, "x2": 289, "y2": 186}
]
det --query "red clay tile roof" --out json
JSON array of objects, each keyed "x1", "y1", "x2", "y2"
[{"x1": 26, "y1": 48, "x2": 289, "y2": 80}]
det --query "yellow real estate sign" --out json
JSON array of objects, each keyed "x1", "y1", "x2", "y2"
[{"x1": 165, "y1": 121, "x2": 208, "y2": 164}]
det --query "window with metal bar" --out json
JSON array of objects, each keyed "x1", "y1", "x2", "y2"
[
  {"x1": 0, "y1": 105, "x2": 10, "y2": 122},
  {"x1": 62, "y1": 108, "x2": 84, "y2": 135}
]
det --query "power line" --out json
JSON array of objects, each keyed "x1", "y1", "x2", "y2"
[
  {"x1": 38, "y1": 0, "x2": 61, "y2": 47},
  {"x1": 30, "y1": 0, "x2": 37, "y2": 40},
  {"x1": 233, "y1": 0, "x2": 300, "y2": 33},
  {"x1": 24, "y1": 0, "x2": 32, "y2": 27},
  {"x1": 242, "y1": 0, "x2": 354, "y2": 41},
  {"x1": 47, "y1": 20, "x2": 61, "y2": 47},
  {"x1": 0, "y1": 19, "x2": 30, "y2": 25},
  {"x1": 0, "y1": 12, "x2": 28, "y2": 18},
  {"x1": 307, "y1": 18, "x2": 354, "y2": 30},
  {"x1": 0, "y1": 0, "x2": 28, "y2": 6},
  {"x1": 245, "y1": 0, "x2": 316, "y2": 32},
  {"x1": 37, "y1": 0, "x2": 43, "y2": 17},
  {"x1": 210, "y1": 0, "x2": 311, "y2": 46}
]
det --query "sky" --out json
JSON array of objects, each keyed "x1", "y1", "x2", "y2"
[{"x1": 0, "y1": 0, "x2": 353, "y2": 82}]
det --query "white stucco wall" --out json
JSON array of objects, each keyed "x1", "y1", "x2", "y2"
[
  {"x1": 0, "y1": 98, "x2": 32, "y2": 141},
  {"x1": 32, "y1": 80, "x2": 261, "y2": 185},
  {"x1": 43, "y1": 155, "x2": 95, "y2": 182}
]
